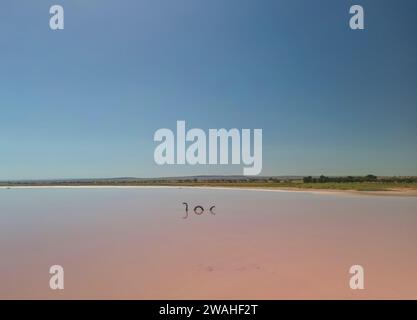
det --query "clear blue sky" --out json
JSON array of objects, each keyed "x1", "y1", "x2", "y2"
[{"x1": 1, "y1": 0, "x2": 416, "y2": 179}]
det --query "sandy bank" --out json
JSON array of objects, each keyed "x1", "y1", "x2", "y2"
[{"x1": 1, "y1": 185, "x2": 417, "y2": 197}]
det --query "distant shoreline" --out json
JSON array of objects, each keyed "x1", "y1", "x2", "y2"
[
  {"x1": 2, "y1": 175, "x2": 417, "y2": 197},
  {"x1": 1, "y1": 184, "x2": 417, "y2": 197}
]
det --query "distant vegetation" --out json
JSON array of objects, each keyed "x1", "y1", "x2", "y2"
[
  {"x1": 303, "y1": 175, "x2": 417, "y2": 184},
  {"x1": 1, "y1": 175, "x2": 417, "y2": 192}
]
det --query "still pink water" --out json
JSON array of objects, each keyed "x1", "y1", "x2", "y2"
[{"x1": 0, "y1": 188, "x2": 416, "y2": 299}]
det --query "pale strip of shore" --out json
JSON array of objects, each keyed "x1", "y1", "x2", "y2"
[{"x1": 1, "y1": 185, "x2": 417, "y2": 197}]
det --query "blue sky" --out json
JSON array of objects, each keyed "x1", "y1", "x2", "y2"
[{"x1": 1, "y1": 0, "x2": 416, "y2": 179}]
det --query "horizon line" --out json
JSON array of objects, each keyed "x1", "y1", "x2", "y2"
[{"x1": 2, "y1": 174, "x2": 417, "y2": 183}]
